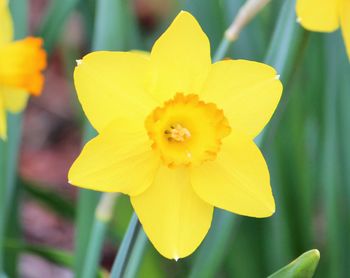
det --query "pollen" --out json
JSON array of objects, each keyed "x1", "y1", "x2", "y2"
[
  {"x1": 145, "y1": 93, "x2": 231, "y2": 167},
  {"x1": 165, "y1": 124, "x2": 191, "y2": 142}
]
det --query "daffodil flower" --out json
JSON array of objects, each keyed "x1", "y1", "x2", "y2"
[
  {"x1": 69, "y1": 11, "x2": 282, "y2": 259},
  {"x1": 296, "y1": 0, "x2": 350, "y2": 58},
  {"x1": 0, "y1": 0, "x2": 46, "y2": 139}
]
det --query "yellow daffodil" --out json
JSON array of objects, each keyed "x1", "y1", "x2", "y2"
[
  {"x1": 69, "y1": 11, "x2": 282, "y2": 259},
  {"x1": 0, "y1": 0, "x2": 46, "y2": 139},
  {"x1": 296, "y1": 0, "x2": 350, "y2": 58}
]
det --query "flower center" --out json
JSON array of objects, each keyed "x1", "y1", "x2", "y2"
[
  {"x1": 145, "y1": 93, "x2": 231, "y2": 167},
  {"x1": 165, "y1": 124, "x2": 191, "y2": 142}
]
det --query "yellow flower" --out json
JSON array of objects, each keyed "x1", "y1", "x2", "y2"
[
  {"x1": 69, "y1": 11, "x2": 282, "y2": 259},
  {"x1": 0, "y1": 0, "x2": 46, "y2": 139},
  {"x1": 296, "y1": 0, "x2": 350, "y2": 58}
]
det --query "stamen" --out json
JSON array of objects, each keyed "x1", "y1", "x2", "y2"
[{"x1": 166, "y1": 123, "x2": 191, "y2": 142}]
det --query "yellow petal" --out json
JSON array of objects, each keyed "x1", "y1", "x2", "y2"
[
  {"x1": 68, "y1": 119, "x2": 160, "y2": 196},
  {"x1": 74, "y1": 51, "x2": 157, "y2": 133},
  {"x1": 200, "y1": 60, "x2": 282, "y2": 139},
  {"x1": 0, "y1": 0, "x2": 13, "y2": 46},
  {"x1": 0, "y1": 94, "x2": 6, "y2": 140},
  {"x1": 296, "y1": 0, "x2": 340, "y2": 32},
  {"x1": 150, "y1": 11, "x2": 211, "y2": 103},
  {"x1": 1, "y1": 86, "x2": 28, "y2": 113},
  {"x1": 191, "y1": 131, "x2": 275, "y2": 218},
  {"x1": 340, "y1": 0, "x2": 350, "y2": 59},
  {"x1": 130, "y1": 50, "x2": 150, "y2": 58},
  {"x1": 131, "y1": 166, "x2": 213, "y2": 259}
]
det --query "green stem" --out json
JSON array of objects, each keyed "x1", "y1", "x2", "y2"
[
  {"x1": 212, "y1": 37, "x2": 232, "y2": 62},
  {"x1": 110, "y1": 213, "x2": 141, "y2": 278},
  {"x1": 0, "y1": 55, "x2": 24, "y2": 278},
  {"x1": 123, "y1": 229, "x2": 148, "y2": 278},
  {"x1": 0, "y1": 143, "x2": 6, "y2": 276},
  {"x1": 81, "y1": 193, "x2": 118, "y2": 278},
  {"x1": 0, "y1": 115, "x2": 25, "y2": 278},
  {"x1": 0, "y1": 1, "x2": 27, "y2": 276}
]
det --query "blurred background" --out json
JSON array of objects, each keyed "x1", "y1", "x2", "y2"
[{"x1": 1, "y1": 0, "x2": 350, "y2": 277}]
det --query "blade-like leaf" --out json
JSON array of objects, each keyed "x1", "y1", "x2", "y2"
[
  {"x1": 38, "y1": 0, "x2": 80, "y2": 53},
  {"x1": 268, "y1": 250, "x2": 320, "y2": 278},
  {"x1": 21, "y1": 180, "x2": 75, "y2": 219}
]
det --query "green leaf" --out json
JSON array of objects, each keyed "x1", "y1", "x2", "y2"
[
  {"x1": 92, "y1": 0, "x2": 141, "y2": 51},
  {"x1": 268, "y1": 250, "x2": 320, "y2": 278},
  {"x1": 3, "y1": 183, "x2": 21, "y2": 278},
  {"x1": 189, "y1": 210, "x2": 237, "y2": 278},
  {"x1": 21, "y1": 180, "x2": 75, "y2": 220},
  {"x1": 74, "y1": 124, "x2": 100, "y2": 277},
  {"x1": 184, "y1": 0, "x2": 225, "y2": 51},
  {"x1": 4, "y1": 240, "x2": 73, "y2": 268},
  {"x1": 25, "y1": 244, "x2": 74, "y2": 268},
  {"x1": 319, "y1": 31, "x2": 347, "y2": 278},
  {"x1": 264, "y1": 0, "x2": 306, "y2": 80},
  {"x1": 336, "y1": 31, "x2": 350, "y2": 278},
  {"x1": 38, "y1": 0, "x2": 80, "y2": 53},
  {"x1": 5, "y1": 240, "x2": 110, "y2": 277}
]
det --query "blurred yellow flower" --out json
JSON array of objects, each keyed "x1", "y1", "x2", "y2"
[
  {"x1": 296, "y1": 0, "x2": 350, "y2": 58},
  {"x1": 0, "y1": 0, "x2": 46, "y2": 140},
  {"x1": 69, "y1": 11, "x2": 282, "y2": 259}
]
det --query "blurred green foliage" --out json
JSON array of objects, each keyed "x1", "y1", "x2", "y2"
[{"x1": 1, "y1": 0, "x2": 350, "y2": 277}]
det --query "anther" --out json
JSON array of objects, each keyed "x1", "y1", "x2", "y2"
[{"x1": 165, "y1": 123, "x2": 191, "y2": 142}]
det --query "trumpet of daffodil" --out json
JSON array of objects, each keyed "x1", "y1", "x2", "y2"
[
  {"x1": 69, "y1": 11, "x2": 282, "y2": 259},
  {"x1": 296, "y1": 0, "x2": 350, "y2": 59},
  {"x1": 0, "y1": 0, "x2": 46, "y2": 140}
]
